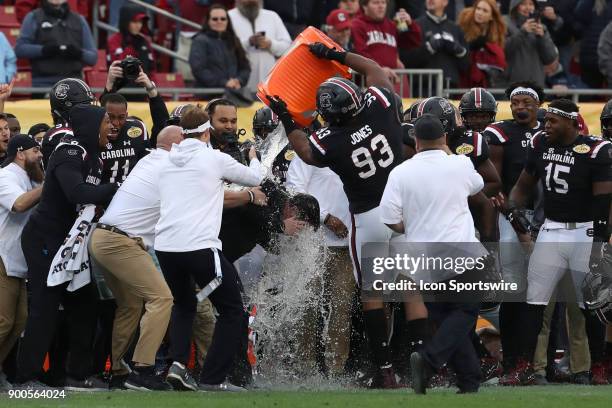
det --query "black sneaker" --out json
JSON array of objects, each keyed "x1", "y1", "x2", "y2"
[
  {"x1": 125, "y1": 366, "x2": 172, "y2": 391},
  {"x1": 410, "y1": 352, "x2": 433, "y2": 395},
  {"x1": 110, "y1": 373, "x2": 129, "y2": 390},
  {"x1": 571, "y1": 371, "x2": 591, "y2": 385},
  {"x1": 197, "y1": 382, "x2": 246, "y2": 392},
  {"x1": 64, "y1": 376, "x2": 108, "y2": 392},
  {"x1": 166, "y1": 362, "x2": 197, "y2": 391}
]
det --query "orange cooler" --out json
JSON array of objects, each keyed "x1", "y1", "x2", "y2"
[{"x1": 257, "y1": 26, "x2": 351, "y2": 127}]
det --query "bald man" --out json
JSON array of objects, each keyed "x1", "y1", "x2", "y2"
[{"x1": 88, "y1": 126, "x2": 184, "y2": 391}]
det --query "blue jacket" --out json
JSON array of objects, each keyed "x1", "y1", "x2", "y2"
[{"x1": 0, "y1": 32, "x2": 16, "y2": 83}]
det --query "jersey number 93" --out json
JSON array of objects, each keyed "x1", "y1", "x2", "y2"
[{"x1": 351, "y1": 134, "x2": 394, "y2": 179}]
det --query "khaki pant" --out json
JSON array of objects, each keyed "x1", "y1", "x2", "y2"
[
  {"x1": 0, "y1": 257, "x2": 27, "y2": 365},
  {"x1": 192, "y1": 298, "x2": 216, "y2": 367},
  {"x1": 89, "y1": 228, "x2": 173, "y2": 373},
  {"x1": 534, "y1": 273, "x2": 590, "y2": 374},
  {"x1": 323, "y1": 247, "x2": 355, "y2": 376}
]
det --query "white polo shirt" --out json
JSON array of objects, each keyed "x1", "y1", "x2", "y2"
[
  {"x1": 380, "y1": 150, "x2": 484, "y2": 243},
  {"x1": 100, "y1": 149, "x2": 167, "y2": 249},
  {"x1": 286, "y1": 155, "x2": 350, "y2": 247},
  {"x1": 0, "y1": 163, "x2": 37, "y2": 278}
]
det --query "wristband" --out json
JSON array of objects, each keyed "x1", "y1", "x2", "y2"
[{"x1": 247, "y1": 190, "x2": 254, "y2": 204}]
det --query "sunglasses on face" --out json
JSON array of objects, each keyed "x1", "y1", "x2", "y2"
[{"x1": 211, "y1": 17, "x2": 227, "y2": 21}]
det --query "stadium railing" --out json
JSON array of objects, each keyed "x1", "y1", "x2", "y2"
[{"x1": 445, "y1": 88, "x2": 612, "y2": 103}]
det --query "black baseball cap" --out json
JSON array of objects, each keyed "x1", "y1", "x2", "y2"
[
  {"x1": 414, "y1": 113, "x2": 446, "y2": 140},
  {"x1": 1, "y1": 134, "x2": 39, "y2": 167}
]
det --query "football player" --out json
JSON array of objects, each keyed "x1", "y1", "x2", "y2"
[
  {"x1": 99, "y1": 93, "x2": 149, "y2": 185},
  {"x1": 41, "y1": 78, "x2": 94, "y2": 169},
  {"x1": 509, "y1": 98, "x2": 612, "y2": 385},
  {"x1": 459, "y1": 88, "x2": 498, "y2": 133},
  {"x1": 266, "y1": 42, "x2": 423, "y2": 388},
  {"x1": 601, "y1": 99, "x2": 612, "y2": 141}
]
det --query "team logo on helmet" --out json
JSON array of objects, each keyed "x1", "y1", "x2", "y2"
[
  {"x1": 319, "y1": 93, "x2": 332, "y2": 109},
  {"x1": 54, "y1": 83, "x2": 70, "y2": 100},
  {"x1": 438, "y1": 98, "x2": 454, "y2": 115}
]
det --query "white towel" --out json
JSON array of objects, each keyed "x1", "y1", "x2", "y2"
[{"x1": 47, "y1": 205, "x2": 96, "y2": 292}]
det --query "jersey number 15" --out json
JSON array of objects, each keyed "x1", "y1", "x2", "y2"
[{"x1": 351, "y1": 134, "x2": 394, "y2": 179}]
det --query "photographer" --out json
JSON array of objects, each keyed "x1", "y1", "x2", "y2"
[{"x1": 103, "y1": 59, "x2": 170, "y2": 149}]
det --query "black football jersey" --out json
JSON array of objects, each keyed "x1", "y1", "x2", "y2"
[
  {"x1": 484, "y1": 120, "x2": 545, "y2": 195},
  {"x1": 100, "y1": 119, "x2": 149, "y2": 184},
  {"x1": 309, "y1": 86, "x2": 404, "y2": 214},
  {"x1": 525, "y1": 133, "x2": 612, "y2": 222},
  {"x1": 449, "y1": 129, "x2": 489, "y2": 169},
  {"x1": 271, "y1": 144, "x2": 295, "y2": 185},
  {"x1": 42, "y1": 125, "x2": 73, "y2": 170}
]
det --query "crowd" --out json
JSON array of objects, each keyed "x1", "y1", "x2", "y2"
[{"x1": 0, "y1": 0, "x2": 611, "y2": 397}]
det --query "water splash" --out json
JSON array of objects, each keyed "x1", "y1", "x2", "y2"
[{"x1": 250, "y1": 227, "x2": 350, "y2": 389}]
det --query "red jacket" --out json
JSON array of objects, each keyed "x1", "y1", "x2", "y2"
[
  {"x1": 350, "y1": 14, "x2": 421, "y2": 69},
  {"x1": 461, "y1": 42, "x2": 506, "y2": 88},
  {"x1": 107, "y1": 32, "x2": 156, "y2": 74}
]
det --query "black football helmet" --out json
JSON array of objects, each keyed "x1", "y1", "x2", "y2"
[
  {"x1": 167, "y1": 104, "x2": 196, "y2": 126},
  {"x1": 582, "y1": 272, "x2": 612, "y2": 324},
  {"x1": 252, "y1": 107, "x2": 279, "y2": 139},
  {"x1": 459, "y1": 88, "x2": 497, "y2": 132},
  {"x1": 601, "y1": 99, "x2": 612, "y2": 141},
  {"x1": 316, "y1": 77, "x2": 363, "y2": 125},
  {"x1": 404, "y1": 100, "x2": 421, "y2": 123},
  {"x1": 50, "y1": 78, "x2": 94, "y2": 125},
  {"x1": 411, "y1": 97, "x2": 457, "y2": 133}
]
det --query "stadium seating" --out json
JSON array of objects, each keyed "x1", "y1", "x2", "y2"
[
  {"x1": 0, "y1": 5, "x2": 19, "y2": 28},
  {"x1": 12, "y1": 70, "x2": 31, "y2": 98},
  {"x1": 152, "y1": 72, "x2": 193, "y2": 101}
]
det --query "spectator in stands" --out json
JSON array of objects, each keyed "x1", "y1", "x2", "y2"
[
  {"x1": 574, "y1": 0, "x2": 612, "y2": 88},
  {"x1": 412, "y1": 0, "x2": 470, "y2": 89},
  {"x1": 458, "y1": 0, "x2": 507, "y2": 87},
  {"x1": 14, "y1": 0, "x2": 97, "y2": 87},
  {"x1": 351, "y1": 0, "x2": 421, "y2": 82},
  {"x1": 339, "y1": 0, "x2": 361, "y2": 18},
  {"x1": 264, "y1": 0, "x2": 321, "y2": 39},
  {"x1": 324, "y1": 9, "x2": 353, "y2": 50},
  {"x1": 174, "y1": 0, "x2": 236, "y2": 83},
  {"x1": 229, "y1": 0, "x2": 292, "y2": 96},
  {"x1": 545, "y1": 0, "x2": 582, "y2": 86},
  {"x1": 5, "y1": 114, "x2": 20, "y2": 138},
  {"x1": 599, "y1": 21, "x2": 612, "y2": 87},
  {"x1": 0, "y1": 32, "x2": 16, "y2": 85},
  {"x1": 503, "y1": 0, "x2": 558, "y2": 88},
  {"x1": 109, "y1": 0, "x2": 155, "y2": 28},
  {"x1": 107, "y1": 4, "x2": 155, "y2": 75},
  {"x1": 189, "y1": 4, "x2": 250, "y2": 92},
  {"x1": 15, "y1": 0, "x2": 89, "y2": 23},
  {"x1": 0, "y1": 114, "x2": 8, "y2": 163}
]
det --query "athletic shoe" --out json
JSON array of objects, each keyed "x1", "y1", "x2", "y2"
[
  {"x1": 14, "y1": 380, "x2": 56, "y2": 390},
  {"x1": 64, "y1": 376, "x2": 108, "y2": 392},
  {"x1": 591, "y1": 362, "x2": 609, "y2": 385},
  {"x1": 570, "y1": 371, "x2": 591, "y2": 385},
  {"x1": 533, "y1": 373, "x2": 549, "y2": 385},
  {"x1": 166, "y1": 362, "x2": 197, "y2": 391},
  {"x1": 125, "y1": 366, "x2": 172, "y2": 391},
  {"x1": 198, "y1": 382, "x2": 246, "y2": 392},
  {"x1": 410, "y1": 352, "x2": 433, "y2": 395},
  {"x1": 480, "y1": 358, "x2": 501, "y2": 385},
  {"x1": 109, "y1": 374, "x2": 129, "y2": 390},
  {"x1": 500, "y1": 359, "x2": 535, "y2": 386}
]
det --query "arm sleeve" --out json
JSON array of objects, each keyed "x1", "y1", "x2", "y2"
[
  {"x1": 397, "y1": 21, "x2": 422, "y2": 51},
  {"x1": 473, "y1": 132, "x2": 490, "y2": 167},
  {"x1": 379, "y1": 170, "x2": 404, "y2": 225},
  {"x1": 482, "y1": 124, "x2": 508, "y2": 146},
  {"x1": 14, "y1": 13, "x2": 44, "y2": 59},
  {"x1": 54, "y1": 156, "x2": 117, "y2": 205},
  {"x1": 465, "y1": 158, "x2": 485, "y2": 196},
  {"x1": 591, "y1": 142, "x2": 612, "y2": 182},
  {"x1": 535, "y1": 28, "x2": 558, "y2": 66},
  {"x1": 189, "y1": 37, "x2": 226, "y2": 87},
  {"x1": 79, "y1": 17, "x2": 98, "y2": 66},
  {"x1": 307, "y1": 131, "x2": 329, "y2": 166},
  {"x1": 219, "y1": 152, "x2": 264, "y2": 187},
  {"x1": 148, "y1": 94, "x2": 169, "y2": 147},
  {"x1": 0, "y1": 173, "x2": 25, "y2": 212},
  {"x1": 269, "y1": 14, "x2": 292, "y2": 57},
  {"x1": 524, "y1": 133, "x2": 541, "y2": 176}
]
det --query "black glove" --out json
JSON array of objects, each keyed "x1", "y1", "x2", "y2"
[
  {"x1": 64, "y1": 44, "x2": 82, "y2": 59},
  {"x1": 265, "y1": 95, "x2": 298, "y2": 134},
  {"x1": 444, "y1": 38, "x2": 466, "y2": 56},
  {"x1": 425, "y1": 34, "x2": 444, "y2": 55},
  {"x1": 41, "y1": 44, "x2": 61, "y2": 57},
  {"x1": 507, "y1": 208, "x2": 531, "y2": 235},
  {"x1": 308, "y1": 42, "x2": 347, "y2": 64},
  {"x1": 583, "y1": 243, "x2": 612, "y2": 309}
]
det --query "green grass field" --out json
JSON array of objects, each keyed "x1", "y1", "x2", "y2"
[{"x1": 2, "y1": 386, "x2": 612, "y2": 408}]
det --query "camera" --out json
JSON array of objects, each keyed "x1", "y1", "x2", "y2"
[{"x1": 120, "y1": 56, "x2": 142, "y2": 81}]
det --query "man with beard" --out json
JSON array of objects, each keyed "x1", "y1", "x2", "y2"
[
  {"x1": 14, "y1": 0, "x2": 97, "y2": 87},
  {"x1": 228, "y1": 0, "x2": 292, "y2": 95},
  {"x1": 483, "y1": 81, "x2": 545, "y2": 385},
  {"x1": 0, "y1": 135, "x2": 43, "y2": 391},
  {"x1": 15, "y1": 105, "x2": 117, "y2": 390},
  {"x1": 0, "y1": 114, "x2": 9, "y2": 163}
]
